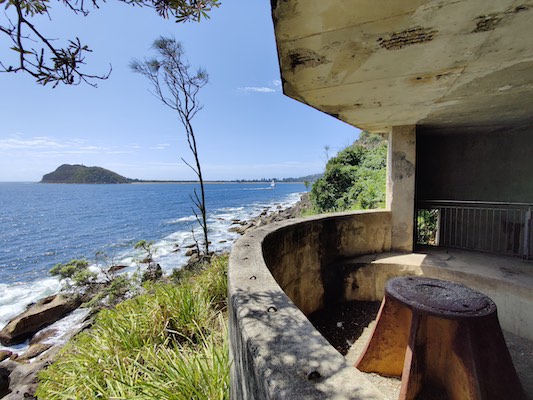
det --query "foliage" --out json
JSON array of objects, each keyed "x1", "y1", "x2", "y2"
[
  {"x1": 323, "y1": 144, "x2": 331, "y2": 166},
  {"x1": 37, "y1": 254, "x2": 230, "y2": 400},
  {"x1": 51, "y1": 250, "x2": 144, "y2": 307},
  {"x1": 310, "y1": 131, "x2": 387, "y2": 213},
  {"x1": 417, "y1": 209, "x2": 438, "y2": 245},
  {"x1": 0, "y1": 0, "x2": 220, "y2": 86},
  {"x1": 188, "y1": 253, "x2": 228, "y2": 309},
  {"x1": 106, "y1": 274, "x2": 134, "y2": 304},
  {"x1": 134, "y1": 239, "x2": 155, "y2": 263},
  {"x1": 50, "y1": 259, "x2": 97, "y2": 287},
  {"x1": 131, "y1": 37, "x2": 210, "y2": 256}
]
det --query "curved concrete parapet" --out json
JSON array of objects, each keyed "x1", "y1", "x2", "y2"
[
  {"x1": 228, "y1": 211, "x2": 392, "y2": 399},
  {"x1": 228, "y1": 209, "x2": 533, "y2": 398}
]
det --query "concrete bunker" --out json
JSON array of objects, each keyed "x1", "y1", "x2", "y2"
[
  {"x1": 228, "y1": 0, "x2": 533, "y2": 397},
  {"x1": 229, "y1": 211, "x2": 533, "y2": 398}
]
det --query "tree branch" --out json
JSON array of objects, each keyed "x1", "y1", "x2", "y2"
[
  {"x1": 131, "y1": 36, "x2": 210, "y2": 254},
  {"x1": 1, "y1": 0, "x2": 219, "y2": 86}
]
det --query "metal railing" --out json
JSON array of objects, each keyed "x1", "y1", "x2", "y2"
[{"x1": 417, "y1": 200, "x2": 533, "y2": 259}]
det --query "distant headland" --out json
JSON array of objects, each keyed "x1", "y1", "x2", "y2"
[{"x1": 40, "y1": 164, "x2": 132, "y2": 184}]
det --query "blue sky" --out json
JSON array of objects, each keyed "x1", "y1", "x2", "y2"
[{"x1": 0, "y1": 1, "x2": 360, "y2": 182}]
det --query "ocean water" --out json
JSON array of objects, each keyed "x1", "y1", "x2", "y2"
[{"x1": 0, "y1": 182, "x2": 304, "y2": 351}]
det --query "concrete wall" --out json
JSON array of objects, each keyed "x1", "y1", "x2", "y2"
[
  {"x1": 416, "y1": 126, "x2": 533, "y2": 203},
  {"x1": 228, "y1": 211, "x2": 392, "y2": 400},
  {"x1": 263, "y1": 211, "x2": 392, "y2": 314}
]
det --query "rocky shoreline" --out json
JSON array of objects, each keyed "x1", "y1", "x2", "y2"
[
  {"x1": 0, "y1": 193, "x2": 309, "y2": 399},
  {"x1": 227, "y1": 192, "x2": 310, "y2": 235}
]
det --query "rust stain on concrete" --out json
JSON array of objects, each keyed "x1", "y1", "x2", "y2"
[
  {"x1": 288, "y1": 48, "x2": 330, "y2": 72},
  {"x1": 473, "y1": 14, "x2": 503, "y2": 32},
  {"x1": 472, "y1": 5, "x2": 529, "y2": 33},
  {"x1": 378, "y1": 26, "x2": 437, "y2": 50}
]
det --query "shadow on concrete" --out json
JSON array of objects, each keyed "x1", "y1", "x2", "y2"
[
  {"x1": 308, "y1": 301, "x2": 380, "y2": 356},
  {"x1": 230, "y1": 287, "x2": 384, "y2": 400}
]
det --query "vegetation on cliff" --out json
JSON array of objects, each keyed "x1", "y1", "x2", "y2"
[
  {"x1": 306, "y1": 133, "x2": 436, "y2": 244},
  {"x1": 37, "y1": 255, "x2": 229, "y2": 399},
  {"x1": 309, "y1": 132, "x2": 387, "y2": 213},
  {"x1": 40, "y1": 164, "x2": 131, "y2": 184}
]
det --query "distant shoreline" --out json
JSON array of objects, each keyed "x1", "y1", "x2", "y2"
[
  {"x1": 36, "y1": 164, "x2": 321, "y2": 185},
  {"x1": 130, "y1": 181, "x2": 305, "y2": 185},
  {"x1": 1, "y1": 181, "x2": 306, "y2": 184}
]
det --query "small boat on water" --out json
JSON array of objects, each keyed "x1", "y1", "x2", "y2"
[{"x1": 270, "y1": 180, "x2": 276, "y2": 189}]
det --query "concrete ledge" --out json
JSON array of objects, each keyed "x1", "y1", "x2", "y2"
[
  {"x1": 338, "y1": 249, "x2": 533, "y2": 341},
  {"x1": 229, "y1": 211, "x2": 392, "y2": 399}
]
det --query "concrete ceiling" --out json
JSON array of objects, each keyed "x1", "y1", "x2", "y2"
[{"x1": 271, "y1": 0, "x2": 533, "y2": 133}]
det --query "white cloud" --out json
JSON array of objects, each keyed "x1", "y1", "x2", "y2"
[
  {"x1": 150, "y1": 143, "x2": 171, "y2": 150},
  {"x1": 0, "y1": 136, "x2": 69, "y2": 150},
  {"x1": 240, "y1": 86, "x2": 276, "y2": 93},
  {"x1": 0, "y1": 134, "x2": 128, "y2": 157},
  {"x1": 79, "y1": 145, "x2": 103, "y2": 151},
  {"x1": 238, "y1": 79, "x2": 281, "y2": 94}
]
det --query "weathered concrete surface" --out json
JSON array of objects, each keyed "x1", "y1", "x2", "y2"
[
  {"x1": 335, "y1": 248, "x2": 533, "y2": 341},
  {"x1": 417, "y1": 126, "x2": 533, "y2": 203},
  {"x1": 263, "y1": 210, "x2": 392, "y2": 315},
  {"x1": 386, "y1": 125, "x2": 416, "y2": 252},
  {"x1": 229, "y1": 211, "x2": 392, "y2": 399},
  {"x1": 271, "y1": 0, "x2": 533, "y2": 133}
]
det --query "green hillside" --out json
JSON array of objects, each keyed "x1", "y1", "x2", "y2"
[
  {"x1": 40, "y1": 164, "x2": 131, "y2": 184},
  {"x1": 310, "y1": 132, "x2": 387, "y2": 212}
]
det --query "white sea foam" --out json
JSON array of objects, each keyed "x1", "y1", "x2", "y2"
[
  {"x1": 0, "y1": 278, "x2": 61, "y2": 330},
  {"x1": 39, "y1": 308, "x2": 91, "y2": 346},
  {"x1": 0, "y1": 278, "x2": 63, "y2": 353},
  {"x1": 165, "y1": 215, "x2": 197, "y2": 224}
]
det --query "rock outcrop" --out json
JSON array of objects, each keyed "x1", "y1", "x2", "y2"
[
  {"x1": 0, "y1": 317, "x2": 92, "y2": 399},
  {"x1": 0, "y1": 295, "x2": 81, "y2": 346},
  {"x1": 142, "y1": 263, "x2": 163, "y2": 282},
  {"x1": 0, "y1": 346, "x2": 60, "y2": 400},
  {"x1": 227, "y1": 193, "x2": 311, "y2": 236}
]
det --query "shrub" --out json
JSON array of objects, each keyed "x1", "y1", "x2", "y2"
[
  {"x1": 37, "y1": 255, "x2": 230, "y2": 400},
  {"x1": 50, "y1": 259, "x2": 98, "y2": 288},
  {"x1": 134, "y1": 239, "x2": 156, "y2": 263},
  {"x1": 310, "y1": 132, "x2": 387, "y2": 213},
  {"x1": 417, "y1": 209, "x2": 439, "y2": 245}
]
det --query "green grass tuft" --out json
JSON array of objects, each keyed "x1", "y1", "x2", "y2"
[{"x1": 36, "y1": 254, "x2": 230, "y2": 400}]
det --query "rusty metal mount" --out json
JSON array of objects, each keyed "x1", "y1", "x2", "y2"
[{"x1": 356, "y1": 276, "x2": 524, "y2": 400}]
